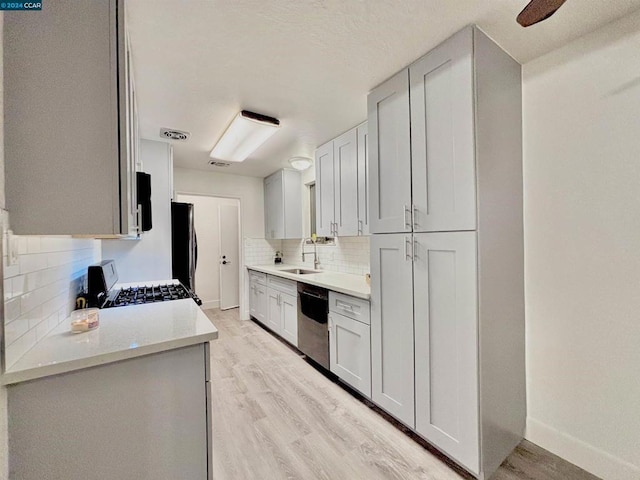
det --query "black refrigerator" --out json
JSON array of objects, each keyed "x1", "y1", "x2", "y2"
[{"x1": 171, "y1": 202, "x2": 197, "y2": 292}]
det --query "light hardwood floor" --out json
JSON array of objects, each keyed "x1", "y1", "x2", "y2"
[{"x1": 206, "y1": 308, "x2": 599, "y2": 480}]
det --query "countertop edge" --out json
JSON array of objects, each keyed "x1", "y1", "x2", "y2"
[
  {"x1": 2, "y1": 331, "x2": 218, "y2": 386},
  {"x1": 247, "y1": 265, "x2": 370, "y2": 300}
]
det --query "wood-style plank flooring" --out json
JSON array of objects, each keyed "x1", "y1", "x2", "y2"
[{"x1": 206, "y1": 308, "x2": 600, "y2": 480}]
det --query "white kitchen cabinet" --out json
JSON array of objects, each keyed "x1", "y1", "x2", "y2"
[
  {"x1": 368, "y1": 26, "x2": 524, "y2": 479},
  {"x1": 410, "y1": 28, "x2": 476, "y2": 233},
  {"x1": 370, "y1": 233, "x2": 415, "y2": 426},
  {"x1": 413, "y1": 232, "x2": 479, "y2": 471},
  {"x1": 368, "y1": 28, "x2": 477, "y2": 234},
  {"x1": 265, "y1": 276, "x2": 298, "y2": 347},
  {"x1": 264, "y1": 169, "x2": 303, "y2": 239},
  {"x1": 333, "y1": 129, "x2": 359, "y2": 237},
  {"x1": 267, "y1": 288, "x2": 282, "y2": 333},
  {"x1": 280, "y1": 292, "x2": 298, "y2": 347},
  {"x1": 368, "y1": 70, "x2": 412, "y2": 234},
  {"x1": 356, "y1": 123, "x2": 369, "y2": 235},
  {"x1": 315, "y1": 122, "x2": 368, "y2": 237},
  {"x1": 329, "y1": 311, "x2": 371, "y2": 399},
  {"x1": 4, "y1": 0, "x2": 140, "y2": 236},
  {"x1": 8, "y1": 344, "x2": 211, "y2": 480},
  {"x1": 249, "y1": 275, "x2": 267, "y2": 327},
  {"x1": 315, "y1": 142, "x2": 335, "y2": 237}
]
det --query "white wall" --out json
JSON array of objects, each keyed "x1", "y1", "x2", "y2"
[
  {"x1": 174, "y1": 168, "x2": 264, "y2": 319},
  {"x1": 176, "y1": 194, "x2": 239, "y2": 309},
  {"x1": 102, "y1": 139, "x2": 173, "y2": 282},
  {"x1": 523, "y1": 11, "x2": 640, "y2": 480}
]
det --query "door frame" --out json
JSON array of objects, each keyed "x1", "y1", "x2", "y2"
[{"x1": 175, "y1": 191, "x2": 244, "y2": 316}]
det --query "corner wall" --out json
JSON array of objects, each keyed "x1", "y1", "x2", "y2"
[{"x1": 523, "y1": 10, "x2": 640, "y2": 480}]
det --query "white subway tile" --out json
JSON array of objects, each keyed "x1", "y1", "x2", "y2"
[
  {"x1": 5, "y1": 315, "x2": 29, "y2": 345},
  {"x1": 5, "y1": 296, "x2": 21, "y2": 322},
  {"x1": 26, "y1": 237, "x2": 41, "y2": 254},
  {"x1": 5, "y1": 329, "x2": 37, "y2": 369}
]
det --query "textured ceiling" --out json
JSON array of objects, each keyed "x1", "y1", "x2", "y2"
[{"x1": 127, "y1": 0, "x2": 640, "y2": 177}]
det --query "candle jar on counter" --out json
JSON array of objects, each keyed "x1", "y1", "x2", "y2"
[{"x1": 70, "y1": 308, "x2": 100, "y2": 333}]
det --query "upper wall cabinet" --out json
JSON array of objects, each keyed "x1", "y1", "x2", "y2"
[
  {"x1": 264, "y1": 169, "x2": 302, "y2": 240},
  {"x1": 368, "y1": 71, "x2": 412, "y2": 234},
  {"x1": 4, "y1": 0, "x2": 140, "y2": 236},
  {"x1": 368, "y1": 28, "x2": 476, "y2": 234},
  {"x1": 315, "y1": 122, "x2": 369, "y2": 237}
]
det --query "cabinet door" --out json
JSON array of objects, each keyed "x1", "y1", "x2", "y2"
[
  {"x1": 4, "y1": 0, "x2": 126, "y2": 235},
  {"x1": 329, "y1": 312, "x2": 371, "y2": 398},
  {"x1": 249, "y1": 280, "x2": 258, "y2": 319},
  {"x1": 315, "y1": 141, "x2": 335, "y2": 237},
  {"x1": 333, "y1": 129, "x2": 359, "y2": 237},
  {"x1": 264, "y1": 173, "x2": 284, "y2": 239},
  {"x1": 266, "y1": 288, "x2": 282, "y2": 334},
  {"x1": 370, "y1": 234, "x2": 415, "y2": 426},
  {"x1": 410, "y1": 27, "x2": 476, "y2": 233},
  {"x1": 255, "y1": 284, "x2": 268, "y2": 326},
  {"x1": 280, "y1": 292, "x2": 298, "y2": 347},
  {"x1": 367, "y1": 70, "x2": 412, "y2": 234},
  {"x1": 357, "y1": 122, "x2": 369, "y2": 236},
  {"x1": 282, "y1": 169, "x2": 303, "y2": 239},
  {"x1": 413, "y1": 231, "x2": 479, "y2": 473}
]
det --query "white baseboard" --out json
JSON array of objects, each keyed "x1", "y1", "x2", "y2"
[
  {"x1": 200, "y1": 300, "x2": 219, "y2": 310},
  {"x1": 526, "y1": 418, "x2": 640, "y2": 480}
]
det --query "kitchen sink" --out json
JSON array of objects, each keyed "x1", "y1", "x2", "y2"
[{"x1": 280, "y1": 268, "x2": 321, "y2": 275}]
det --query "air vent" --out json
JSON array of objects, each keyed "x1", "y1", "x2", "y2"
[
  {"x1": 160, "y1": 128, "x2": 190, "y2": 141},
  {"x1": 209, "y1": 160, "x2": 231, "y2": 167}
]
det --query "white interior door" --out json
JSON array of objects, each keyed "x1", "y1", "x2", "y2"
[{"x1": 219, "y1": 203, "x2": 240, "y2": 310}]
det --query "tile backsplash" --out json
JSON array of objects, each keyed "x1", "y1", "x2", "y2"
[
  {"x1": 243, "y1": 237, "x2": 282, "y2": 266},
  {"x1": 282, "y1": 237, "x2": 370, "y2": 275},
  {"x1": 2, "y1": 218, "x2": 101, "y2": 368}
]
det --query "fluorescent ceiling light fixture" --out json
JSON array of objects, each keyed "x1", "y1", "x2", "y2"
[
  {"x1": 288, "y1": 157, "x2": 312, "y2": 171},
  {"x1": 209, "y1": 110, "x2": 280, "y2": 163}
]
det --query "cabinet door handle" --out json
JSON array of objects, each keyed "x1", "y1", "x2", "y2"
[
  {"x1": 412, "y1": 204, "x2": 418, "y2": 229},
  {"x1": 404, "y1": 205, "x2": 411, "y2": 230},
  {"x1": 358, "y1": 219, "x2": 363, "y2": 234},
  {"x1": 405, "y1": 236, "x2": 413, "y2": 261},
  {"x1": 413, "y1": 237, "x2": 419, "y2": 262}
]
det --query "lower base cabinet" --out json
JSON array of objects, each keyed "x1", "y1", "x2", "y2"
[
  {"x1": 329, "y1": 311, "x2": 371, "y2": 398},
  {"x1": 262, "y1": 275, "x2": 298, "y2": 347},
  {"x1": 249, "y1": 279, "x2": 267, "y2": 326},
  {"x1": 8, "y1": 344, "x2": 211, "y2": 480}
]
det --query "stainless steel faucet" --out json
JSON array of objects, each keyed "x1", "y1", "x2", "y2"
[{"x1": 301, "y1": 238, "x2": 320, "y2": 269}]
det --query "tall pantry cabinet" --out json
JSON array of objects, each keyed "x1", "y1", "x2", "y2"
[{"x1": 368, "y1": 26, "x2": 525, "y2": 479}]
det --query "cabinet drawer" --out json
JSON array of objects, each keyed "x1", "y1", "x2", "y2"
[
  {"x1": 248, "y1": 270, "x2": 267, "y2": 285},
  {"x1": 267, "y1": 275, "x2": 297, "y2": 296},
  {"x1": 329, "y1": 292, "x2": 370, "y2": 325}
]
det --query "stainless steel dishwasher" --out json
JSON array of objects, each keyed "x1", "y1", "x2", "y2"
[{"x1": 297, "y1": 283, "x2": 329, "y2": 369}]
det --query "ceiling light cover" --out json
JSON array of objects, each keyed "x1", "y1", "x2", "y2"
[
  {"x1": 288, "y1": 157, "x2": 313, "y2": 171},
  {"x1": 209, "y1": 110, "x2": 280, "y2": 162}
]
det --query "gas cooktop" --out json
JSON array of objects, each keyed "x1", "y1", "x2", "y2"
[
  {"x1": 88, "y1": 260, "x2": 202, "y2": 309},
  {"x1": 102, "y1": 283, "x2": 193, "y2": 308}
]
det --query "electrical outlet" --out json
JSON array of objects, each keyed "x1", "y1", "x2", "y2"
[{"x1": 7, "y1": 230, "x2": 19, "y2": 266}]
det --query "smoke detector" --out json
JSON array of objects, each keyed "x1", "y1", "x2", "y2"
[
  {"x1": 209, "y1": 160, "x2": 231, "y2": 167},
  {"x1": 160, "y1": 128, "x2": 191, "y2": 141}
]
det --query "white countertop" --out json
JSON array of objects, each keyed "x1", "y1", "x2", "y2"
[
  {"x1": 247, "y1": 264, "x2": 370, "y2": 300},
  {"x1": 2, "y1": 299, "x2": 218, "y2": 385}
]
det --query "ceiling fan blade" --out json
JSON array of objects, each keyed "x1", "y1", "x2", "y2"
[{"x1": 517, "y1": 0, "x2": 567, "y2": 27}]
